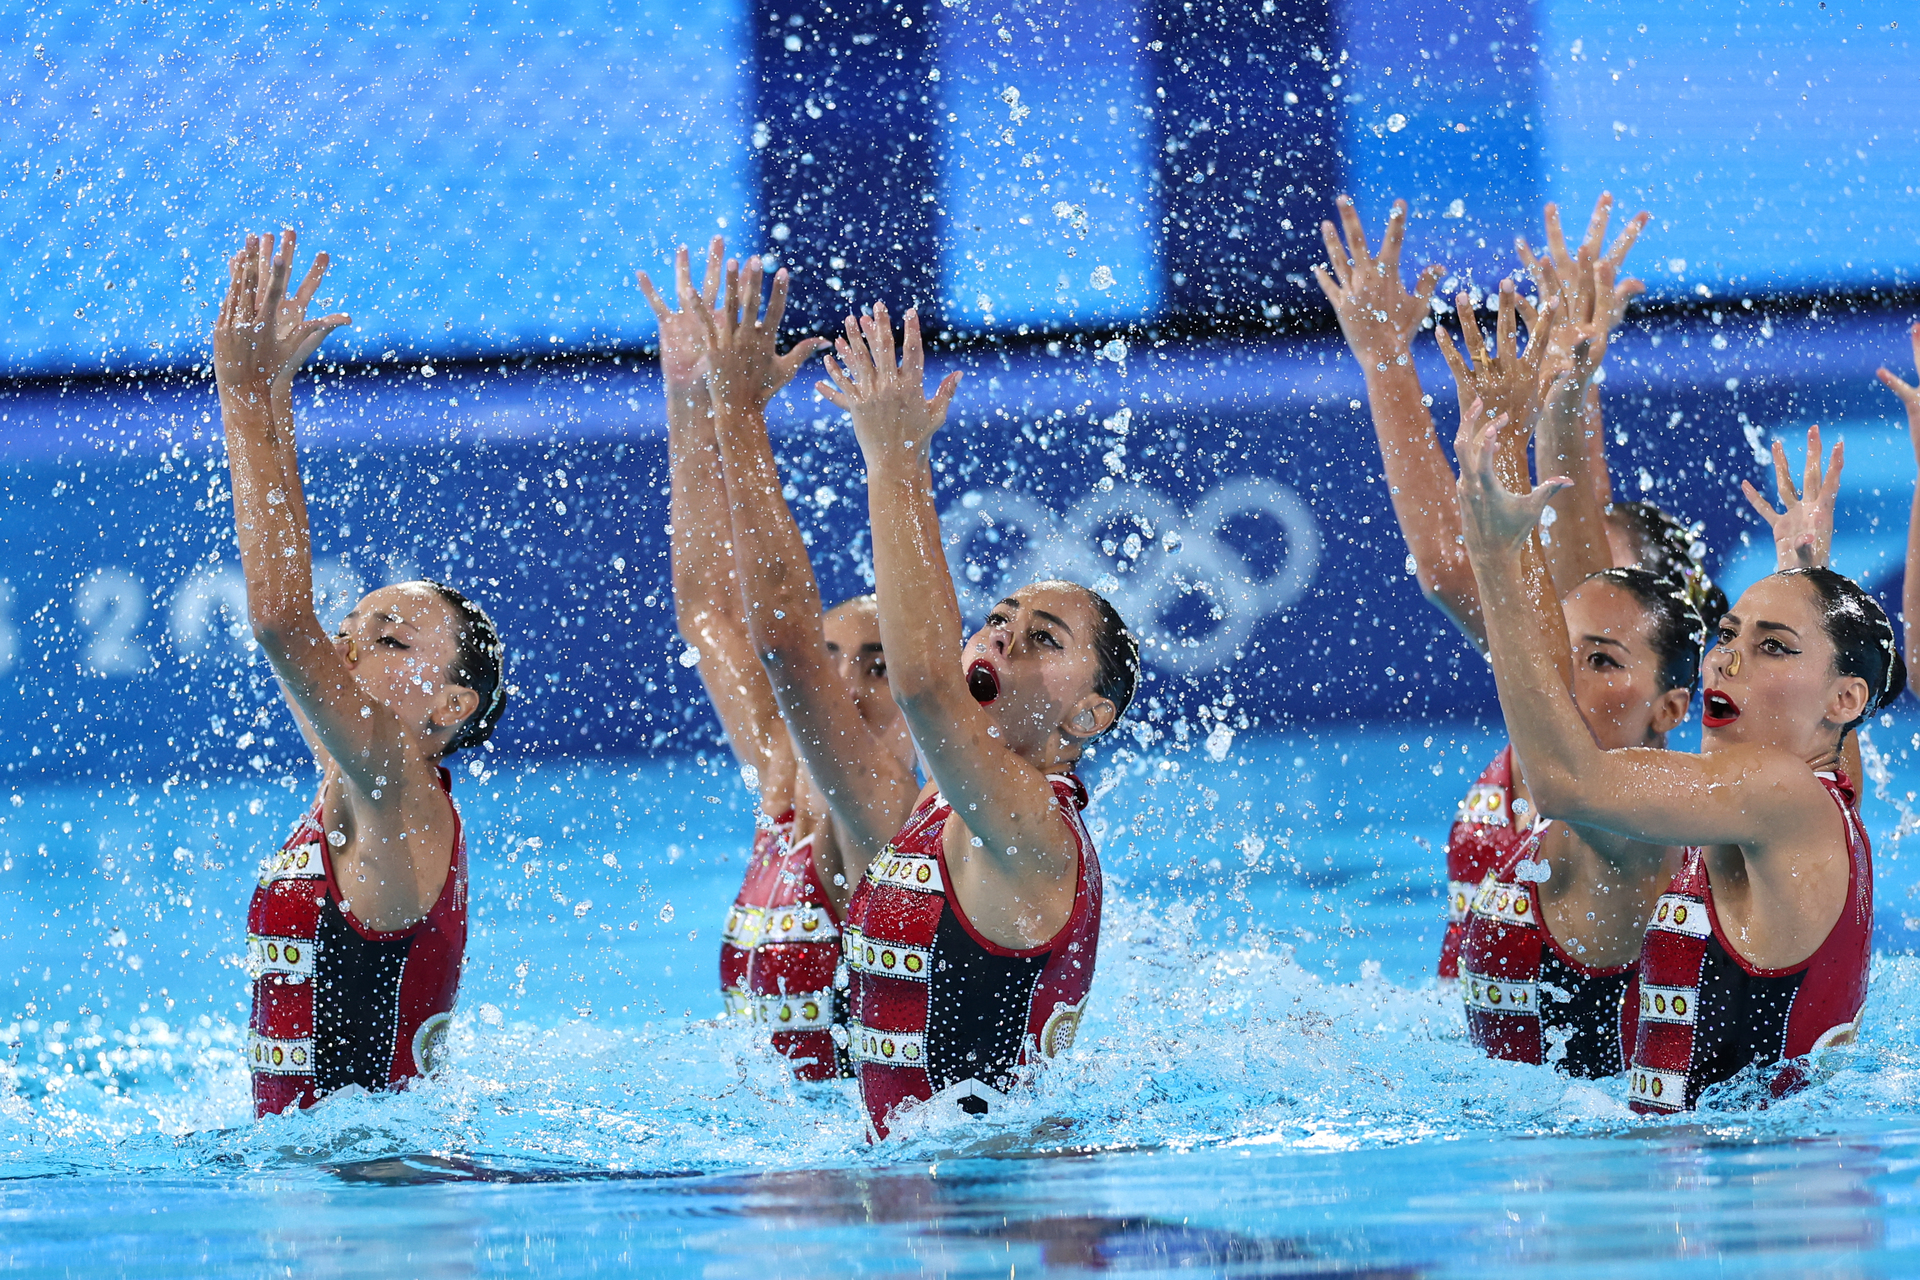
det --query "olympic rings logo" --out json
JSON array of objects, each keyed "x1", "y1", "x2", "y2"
[{"x1": 938, "y1": 477, "x2": 1321, "y2": 669}]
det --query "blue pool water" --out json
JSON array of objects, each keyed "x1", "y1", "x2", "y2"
[{"x1": 8, "y1": 717, "x2": 1920, "y2": 1276}]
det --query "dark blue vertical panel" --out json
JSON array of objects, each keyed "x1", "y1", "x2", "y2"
[
  {"x1": 1148, "y1": 0, "x2": 1343, "y2": 326},
  {"x1": 751, "y1": 1, "x2": 942, "y2": 332},
  {"x1": 1335, "y1": 1, "x2": 1544, "y2": 293},
  {"x1": 933, "y1": 2, "x2": 1160, "y2": 335}
]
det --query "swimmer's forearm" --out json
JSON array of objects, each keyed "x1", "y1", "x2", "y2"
[
  {"x1": 219, "y1": 379, "x2": 320, "y2": 642},
  {"x1": 666, "y1": 393, "x2": 745, "y2": 636},
  {"x1": 1470, "y1": 537, "x2": 1598, "y2": 803},
  {"x1": 1536, "y1": 378, "x2": 1613, "y2": 594},
  {"x1": 1361, "y1": 361, "x2": 1483, "y2": 642},
  {"x1": 864, "y1": 455, "x2": 962, "y2": 706},
  {"x1": 710, "y1": 400, "x2": 826, "y2": 652}
]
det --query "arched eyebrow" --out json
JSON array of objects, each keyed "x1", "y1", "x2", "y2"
[
  {"x1": 1581, "y1": 634, "x2": 1629, "y2": 651},
  {"x1": 1031, "y1": 609, "x2": 1075, "y2": 638},
  {"x1": 1753, "y1": 621, "x2": 1801, "y2": 638}
]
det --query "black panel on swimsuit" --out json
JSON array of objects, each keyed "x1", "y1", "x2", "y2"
[
  {"x1": 1687, "y1": 942, "x2": 1805, "y2": 1106},
  {"x1": 925, "y1": 908, "x2": 1048, "y2": 1094},
  {"x1": 1539, "y1": 953, "x2": 1630, "y2": 1080},
  {"x1": 314, "y1": 905, "x2": 412, "y2": 1096}
]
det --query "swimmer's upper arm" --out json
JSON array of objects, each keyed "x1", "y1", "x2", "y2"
[
  {"x1": 277, "y1": 676, "x2": 335, "y2": 775},
  {"x1": 899, "y1": 686, "x2": 1078, "y2": 882},
  {"x1": 1532, "y1": 742, "x2": 1825, "y2": 854}
]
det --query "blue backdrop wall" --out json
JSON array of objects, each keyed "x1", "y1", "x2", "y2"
[{"x1": 0, "y1": 301, "x2": 1912, "y2": 781}]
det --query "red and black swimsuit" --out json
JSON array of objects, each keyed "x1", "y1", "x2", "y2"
[
  {"x1": 720, "y1": 807, "x2": 795, "y2": 1016},
  {"x1": 1441, "y1": 746, "x2": 1526, "y2": 979},
  {"x1": 247, "y1": 768, "x2": 467, "y2": 1118},
  {"x1": 1629, "y1": 771, "x2": 1872, "y2": 1113},
  {"x1": 842, "y1": 775, "x2": 1101, "y2": 1140},
  {"x1": 718, "y1": 809, "x2": 847, "y2": 1080},
  {"x1": 1460, "y1": 821, "x2": 1638, "y2": 1079}
]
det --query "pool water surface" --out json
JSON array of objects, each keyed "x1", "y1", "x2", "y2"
[{"x1": 7, "y1": 717, "x2": 1920, "y2": 1276}]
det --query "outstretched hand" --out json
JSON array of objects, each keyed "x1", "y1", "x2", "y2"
[
  {"x1": 212, "y1": 229, "x2": 349, "y2": 395},
  {"x1": 1436, "y1": 280, "x2": 1564, "y2": 461},
  {"x1": 694, "y1": 254, "x2": 829, "y2": 414},
  {"x1": 817, "y1": 302, "x2": 962, "y2": 466},
  {"x1": 637, "y1": 237, "x2": 725, "y2": 388},
  {"x1": 1743, "y1": 425, "x2": 1844, "y2": 571},
  {"x1": 1517, "y1": 193, "x2": 1649, "y2": 379},
  {"x1": 1877, "y1": 322, "x2": 1920, "y2": 463},
  {"x1": 1313, "y1": 196, "x2": 1447, "y2": 368},
  {"x1": 1454, "y1": 397, "x2": 1571, "y2": 558}
]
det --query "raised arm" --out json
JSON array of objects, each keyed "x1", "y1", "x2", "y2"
[
  {"x1": 1433, "y1": 282, "x2": 1571, "y2": 688},
  {"x1": 1878, "y1": 324, "x2": 1920, "y2": 674},
  {"x1": 213, "y1": 230, "x2": 463, "y2": 929},
  {"x1": 697, "y1": 258, "x2": 917, "y2": 865},
  {"x1": 1738, "y1": 426, "x2": 1856, "y2": 781},
  {"x1": 214, "y1": 234, "x2": 401, "y2": 784},
  {"x1": 1454, "y1": 405, "x2": 1832, "y2": 850},
  {"x1": 1519, "y1": 194, "x2": 1650, "y2": 589},
  {"x1": 1743, "y1": 425, "x2": 1844, "y2": 573},
  {"x1": 639, "y1": 241, "x2": 795, "y2": 812},
  {"x1": 1312, "y1": 198, "x2": 1477, "y2": 640},
  {"x1": 820, "y1": 307, "x2": 1079, "y2": 883}
]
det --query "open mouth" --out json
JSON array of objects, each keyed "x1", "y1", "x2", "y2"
[
  {"x1": 1702, "y1": 688, "x2": 1742, "y2": 728},
  {"x1": 966, "y1": 660, "x2": 1001, "y2": 706}
]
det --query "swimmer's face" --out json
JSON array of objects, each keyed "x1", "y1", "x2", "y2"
[
  {"x1": 1702, "y1": 574, "x2": 1867, "y2": 752},
  {"x1": 333, "y1": 583, "x2": 478, "y2": 751},
  {"x1": 1562, "y1": 580, "x2": 1688, "y2": 751},
  {"x1": 823, "y1": 597, "x2": 898, "y2": 729},
  {"x1": 962, "y1": 582, "x2": 1114, "y2": 758}
]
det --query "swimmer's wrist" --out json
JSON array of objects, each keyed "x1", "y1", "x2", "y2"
[{"x1": 1354, "y1": 340, "x2": 1415, "y2": 378}]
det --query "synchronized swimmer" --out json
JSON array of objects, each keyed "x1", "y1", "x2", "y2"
[{"x1": 203, "y1": 186, "x2": 1919, "y2": 1132}]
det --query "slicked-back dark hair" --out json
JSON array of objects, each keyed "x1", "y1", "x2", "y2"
[
  {"x1": 1780, "y1": 567, "x2": 1907, "y2": 731},
  {"x1": 423, "y1": 580, "x2": 508, "y2": 753},
  {"x1": 1078, "y1": 584, "x2": 1140, "y2": 736},
  {"x1": 1585, "y1": 567, "x2": 1708, "y2": 694},
  {"x1": 1606, "y1": 500, "x2": 1728, "y2": 637}
]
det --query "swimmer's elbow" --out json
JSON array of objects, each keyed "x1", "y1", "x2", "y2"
[
  {"x1": 1526, "y1": 768, "x2": 1586, "y2": 823},
  {"x1": 248, "y1": 611, "x2": 308, "y2": 656}
]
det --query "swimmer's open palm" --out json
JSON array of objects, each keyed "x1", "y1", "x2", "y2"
[
  {"x1": 212, "y1": 229, "x2": 349, "y2": 395},
  {"x1": 1437, "y1": 280, "x2": 1562, "y2": 458},
  {"x1": 1454, "y1": 398, "x2": 1569, "y2": 558},
  {"x1": 697, "y1": 255, "x2": 829, "y2": 413},
  {"x1": 1743, "y1": 424, "x2": 1843, "y2": 571},
  {"x1": 817, "y1": 302, "x2": 961, "y2": 465},
  {"x1": 1312, "y1": 196, "x2": 1445, "y2": 367},
  {"x1": 637, "y1": 237, "x2": 725, "y2": 388}
]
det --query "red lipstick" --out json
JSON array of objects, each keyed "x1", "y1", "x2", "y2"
[
  {"x1": 1702, "y1": 688, "x2": 1741, "y2": 728},
  {"x1": 966, "y1": 659, "x2": 1001, "y2": 705}
]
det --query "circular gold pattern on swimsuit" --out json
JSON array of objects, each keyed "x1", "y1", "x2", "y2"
[
  {"x1": 1673, "y1": 905, "x2": 1689, "y2": 926},
  {"x1": 801, "y1": 1001, "x2": 820, "y2": 1021},
  {"x1": 905, "y1": 953, "x2": 924, "y2": 974}
]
